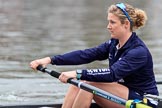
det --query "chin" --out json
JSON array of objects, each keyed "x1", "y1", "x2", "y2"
[{"x1": 110, "y1": 34, "x2": 117, "y2": 39}]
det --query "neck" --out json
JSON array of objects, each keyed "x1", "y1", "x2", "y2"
[{"x1": 118, "y1": 32, "x2": 132, "y2": 48}]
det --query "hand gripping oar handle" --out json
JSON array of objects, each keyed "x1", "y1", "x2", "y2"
[{"x1": 36, "y1": 65, "x2": 152, "y2": 108}]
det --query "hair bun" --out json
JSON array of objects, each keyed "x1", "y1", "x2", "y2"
[{"x1": 134, "y1": 8, "x2": 147, "y2": 29}]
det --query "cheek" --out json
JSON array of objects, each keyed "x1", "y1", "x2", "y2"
[
  {"x1": 111, "y1": 26, "x2": 123, "y2": 39},
  {"x1": 112, "y1": 24, "x2": 119, "y2": 30},
  {"x1": 114, "y1": 25, "x2": 124, "y2": 33}
]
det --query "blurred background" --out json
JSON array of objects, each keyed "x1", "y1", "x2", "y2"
[{"x1": 0, "y1": 0, "x2": 162, "y2": 105}]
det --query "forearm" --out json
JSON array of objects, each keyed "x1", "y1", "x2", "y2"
[
  {"x1": 50, "y1": 50, "x2": 95, "y2": 65},
  {"x1": 50, "y1": 41, "x2": 109, "y2": 65},
  {"x1": 80, "y1": 68, "x2": 115, "y2": 82}
]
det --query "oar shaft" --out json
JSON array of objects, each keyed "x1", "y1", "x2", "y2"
[
  {"x1": 79, "y1": 82, "x2": 126, "y2": 105},
  {"x1": 36, "y1": 65, "x2": 126, "y2": 105}
]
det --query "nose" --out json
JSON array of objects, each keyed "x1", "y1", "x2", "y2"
[{"x1": 107, "y1": 23, "x2": 111, "y2": 30}]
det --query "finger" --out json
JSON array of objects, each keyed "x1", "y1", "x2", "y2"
[
  {"x1": 30, "y1": 61, "x2": 39, "y2": 70},
  {"x1": 59, "y1": 74, "x2": 67, "y2": 83},
  {"x1": 58, "y1": 75, "x2": 62, "y2": 80},
  {"x1": 58, "y1": 74, "x2": 64, "y2": 82}
]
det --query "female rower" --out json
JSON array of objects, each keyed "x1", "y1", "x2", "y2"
[{"x1": 30, "y1": 3, "x2": 159, "y2": 108}]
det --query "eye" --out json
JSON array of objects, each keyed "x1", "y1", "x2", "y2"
[{"x1": 108, "y1": 20, "x2": 116, "y2": 25}]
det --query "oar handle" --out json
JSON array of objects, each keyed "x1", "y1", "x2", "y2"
[
  {"x1": 157, "y1": 81, "x2": 162, "y2": 84},
  {"x1": 36, "y1": 65, "x2": 60, "y2": 78}
]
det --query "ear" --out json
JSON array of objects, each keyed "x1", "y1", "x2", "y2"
[{"x1": 124, "y1": 20, "x2": 130, "y2": 29}]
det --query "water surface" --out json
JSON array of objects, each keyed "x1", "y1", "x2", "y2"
[{"x1": 0, "y1": 0, "x2": 162, "y2": 105}]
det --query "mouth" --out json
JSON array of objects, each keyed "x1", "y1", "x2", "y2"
[
  {"x1": 108, "y1": 29, "x2": 113, "y2": 33},
  {"x1": 109, "y1": 30, "x2": 113, "y2": 34},
  {"x1": 109, "y1": 31, "x2": 115, "y2": 37}
]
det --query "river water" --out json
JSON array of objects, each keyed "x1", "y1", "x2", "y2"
[{"x1": 0, "y1": 0, "x2": 162, "y2": 105}]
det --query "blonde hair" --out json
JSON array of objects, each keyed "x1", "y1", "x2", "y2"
[{"x1": 108, "y1": 3, "x2": 147, "y2": 31}]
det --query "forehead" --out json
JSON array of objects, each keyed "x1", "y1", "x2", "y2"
[{"x1": 107, "y1": 13, "x2": 120, "y2": 21}]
